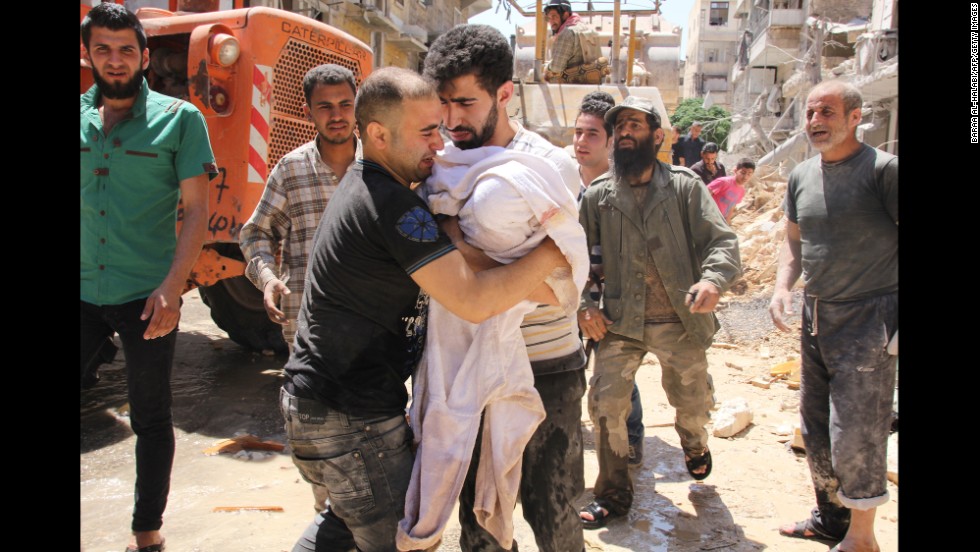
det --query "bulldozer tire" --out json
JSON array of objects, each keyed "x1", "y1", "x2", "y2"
[{"x1": 198, "y1": 275, "x2": 288, "y2": 354}]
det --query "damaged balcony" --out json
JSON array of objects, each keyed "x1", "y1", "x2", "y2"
[{"x1": 350, "y1": 0, "x2": 401, "y2": 33}]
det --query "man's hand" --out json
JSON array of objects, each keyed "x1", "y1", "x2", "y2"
[
  {"x1": 438, "y1": 215, "x2": 465, "y2": 245},
  {"x1": 140, "y1": 282, "x2": 183, "y2": 340},
  {"x1": 768, "y1": 289, "x2": 796, "y2": 332},
  {"x1": 685, "y1": 281, "x2": 721, "y2": 313},
  {"x1": 578, "y1": 306, "x2": 612, "y2": 341},
  {"x1": 264, "y1": 278, "x2": 290, "y2": 325}
]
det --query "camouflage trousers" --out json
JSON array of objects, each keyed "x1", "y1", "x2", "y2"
[{"x1": 588, "y1": 322, "x2": 713, "y2": 515}]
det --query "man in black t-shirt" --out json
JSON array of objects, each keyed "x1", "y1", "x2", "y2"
[
  {"x1": 676, "y1": 121, "x2": 705, "y2": 167},
  {"x1": 281, "y1": 67, "x2": 569, "y2": 552}
]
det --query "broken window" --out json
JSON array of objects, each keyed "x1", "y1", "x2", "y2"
[{"x1": 710, "y1": 2, "x2": 729, "y2": 26}]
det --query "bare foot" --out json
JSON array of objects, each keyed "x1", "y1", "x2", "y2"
[{"x1": 834, "y1": 536, "x2": 880, "y2": 552}]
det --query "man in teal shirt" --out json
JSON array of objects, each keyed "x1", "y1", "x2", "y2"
[{"x1": 80, "y1": 4, "x2": 214, "y2": 551}]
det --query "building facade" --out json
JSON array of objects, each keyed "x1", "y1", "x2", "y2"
[
  {"x1": 684, "y1": 0, "x2": 740, "y2": 111},
  {"x1": 725, "y1": 0, "x2": 897, "y2": 165}
]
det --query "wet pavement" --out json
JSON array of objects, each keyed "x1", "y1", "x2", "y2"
[{"x1": 81, "y1": 291, "x2": 896, "y2": 552}]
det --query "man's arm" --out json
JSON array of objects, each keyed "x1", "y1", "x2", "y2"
[
  {"x1": 438, "y1": 215, "x2": 561, "y2": 305},
  {"x1": 577, "y1": 189, "x2": 612, "y2": 340},
  {"x1": 239, "y1": 172, "x2": 292, "y2": 324},
  {"x1": 411, "y1": 237, "x2": 566, "y2": 324},
  {"x1": 684, "y1": 177, "x2": 741, "y2": 313},
  {"x1": 768, "y1": 220, "x2": 802, "y2": 331},
  {"x1": 141, "y1": 173, "x2": 209, "y2": 339}
]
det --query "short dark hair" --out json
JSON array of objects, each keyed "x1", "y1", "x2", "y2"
[
  {"x1": 423, "y1": 25, "x2": 513, "y2": 96},
  {"x1": 303, "y1": 64, "x2": 357, "y2": 104},
  {"x1": 736, "y1": 158, "x2": 756, "y2": 170},
  {"x1": 582, "y1": 91, "x2": 615, "y2": 107},
  {"x1": 702, "y1": 142, "x2": 720, "y2": 154},
  {"x1": 81, "y1": 3, "x2": 147, "y2": 52},
  {"x1": 578, "y1": 99, "x2": 613, "y2": 137},
  {"x1": 355, "y1": 67, "x2": 436, "y2": 135}
]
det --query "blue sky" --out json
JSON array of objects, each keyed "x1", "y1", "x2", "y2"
[{"x1": 468, "y1": 0, "x2": 694, "y2": 59}]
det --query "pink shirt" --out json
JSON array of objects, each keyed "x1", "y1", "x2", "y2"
[{"x1": 707, "y1": 176, "x2": 745, "y2": 219}]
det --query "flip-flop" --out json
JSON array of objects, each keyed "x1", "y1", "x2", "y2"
[
  {"x1": 580, "y1": 500, "x2": 621, "y2": 530},
  {"x1": 685, "y1": 448, "x2": 712, "y2": 480},
  {"x1": 124, "y1": 538, "x2": 166, "y2": 552},
  {"x1": 779, "y1": 518, "x2": 843, "y2": 543}
]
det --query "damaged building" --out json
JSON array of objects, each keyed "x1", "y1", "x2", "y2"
[{"x1": 725, "y1": 0, "x2": 898, "y2": 170}]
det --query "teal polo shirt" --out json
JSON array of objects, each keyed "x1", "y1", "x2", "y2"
[{"x1": 81, "y1": 80, "x2": 216, "y2": 306}]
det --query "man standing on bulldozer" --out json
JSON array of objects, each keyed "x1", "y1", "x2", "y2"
[{"x1": 544, "y1": 0, "x2": 610, "y2": 84}]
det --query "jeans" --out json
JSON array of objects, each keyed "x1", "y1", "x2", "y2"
[
  {"x1": 800, "y1": 292, "x2": 897, "y2": 525},
  {"x1": 80, "y1": 299, "x2": 177, "y2": 532},
  {"x1": 459, "y1": 351, "x2": 586, "y2": 552},
  {"x1": 281, "y1": 388, "x2": 414, "y2": 552},
  {"x1": 588, "y1": 323, "x2": 713, "y2": 515}
]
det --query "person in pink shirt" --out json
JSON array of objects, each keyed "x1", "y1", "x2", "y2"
[{"x1": 707, "y1": 158, "x2": 755, "y2": 224}]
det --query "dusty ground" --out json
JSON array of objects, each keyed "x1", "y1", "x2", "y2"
[
  {"x1": 80, "y1": 290, "x2": 898, "y2": 552},
  {"x1": 80, "y1": 169, "x2": 899, "y2": 551}
]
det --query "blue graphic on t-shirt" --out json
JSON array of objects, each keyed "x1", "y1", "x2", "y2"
[{"x1": 396, "y1": 206, "x2": 439, "y2": 243}]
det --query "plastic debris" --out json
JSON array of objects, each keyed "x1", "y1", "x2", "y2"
[{"x1": 203, "y1": 434, "x2": 285, "y2": 456}]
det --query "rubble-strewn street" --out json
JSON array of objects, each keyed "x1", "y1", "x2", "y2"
[{"x1": 80, "y1": 254, "x2": 899, "y2": 552}]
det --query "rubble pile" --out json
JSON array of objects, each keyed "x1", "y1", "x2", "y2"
[{"x1": 727, "y1": 165, "x2": 789, "y2": 296}]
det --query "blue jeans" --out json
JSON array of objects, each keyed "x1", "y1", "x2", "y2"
[
  {"x1": 459, "y1": 351, "x2": 586, "y2": 552},
  {"x1": 80, "y1": 299, "x2": 177, "y2": 532},
  {"x1": 280, "y1": 388, "x2": 414, "y2": 552},
  {"x1": 800, "y1": 292, "x2": 897, "y2": 528},
  {"x1": 627, "y1": 384, "x2": 644, "y2": 450}
]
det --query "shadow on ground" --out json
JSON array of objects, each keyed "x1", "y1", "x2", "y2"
[{"x1": 80, "y1": 329, "x2": 286, "y2": 454}]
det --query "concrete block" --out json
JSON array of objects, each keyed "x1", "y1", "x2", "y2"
[{"x1": 712, "y1": 397, "x2": 754, "y2": 438}]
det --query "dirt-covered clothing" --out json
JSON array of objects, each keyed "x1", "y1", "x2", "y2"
[
  {"x1": 786, "y1": 144, "x2": 899, "y2": 515},
  {"x1": 784, "y1": 144, "x2": 898, "y2": 301},
  {"x1": 579, "y1": 162, "x2": 741, "y2": 348},
  {"x1": 579, "y1": 162, "x2": 740, "y2": 515}
]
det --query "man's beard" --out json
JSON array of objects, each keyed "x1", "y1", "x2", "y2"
[
  {"x1": 93, "y1": 66, "x2": 144, "y2": 100},
  {"x1": 613, "y1": 133, "x2": 660, "y2": 182},
  {"x1": 319, "y1": 127, "x2": 355, "y2": 145},
  {"x1": 449, "y1": 102, "x2": 498, "y2": 150}
]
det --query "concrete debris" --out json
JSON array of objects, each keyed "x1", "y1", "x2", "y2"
[
  {"x1": 712, "y1": 397, "x2": 754, "y2": 438},
  {"x1": 790, "y1": 428, "x2": 806, "y2": 453},
  {"x1": 773, "y1": 424, "x2": 794, "y2": 436},
  {"x1": 711, "y1": 342, "x2": 738, "y2": 350}
]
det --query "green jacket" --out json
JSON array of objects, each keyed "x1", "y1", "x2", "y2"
[{"x1": 579, "y1": 161, "x2": 741, "y2": 348}]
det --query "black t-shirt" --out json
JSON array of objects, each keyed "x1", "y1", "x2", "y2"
[
  {"x1": 677, "y1": 136, "x2": 705, "y2": 167},
  {"x1": 284, "y1": 160, "x2": 456, "y2": 417}
]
